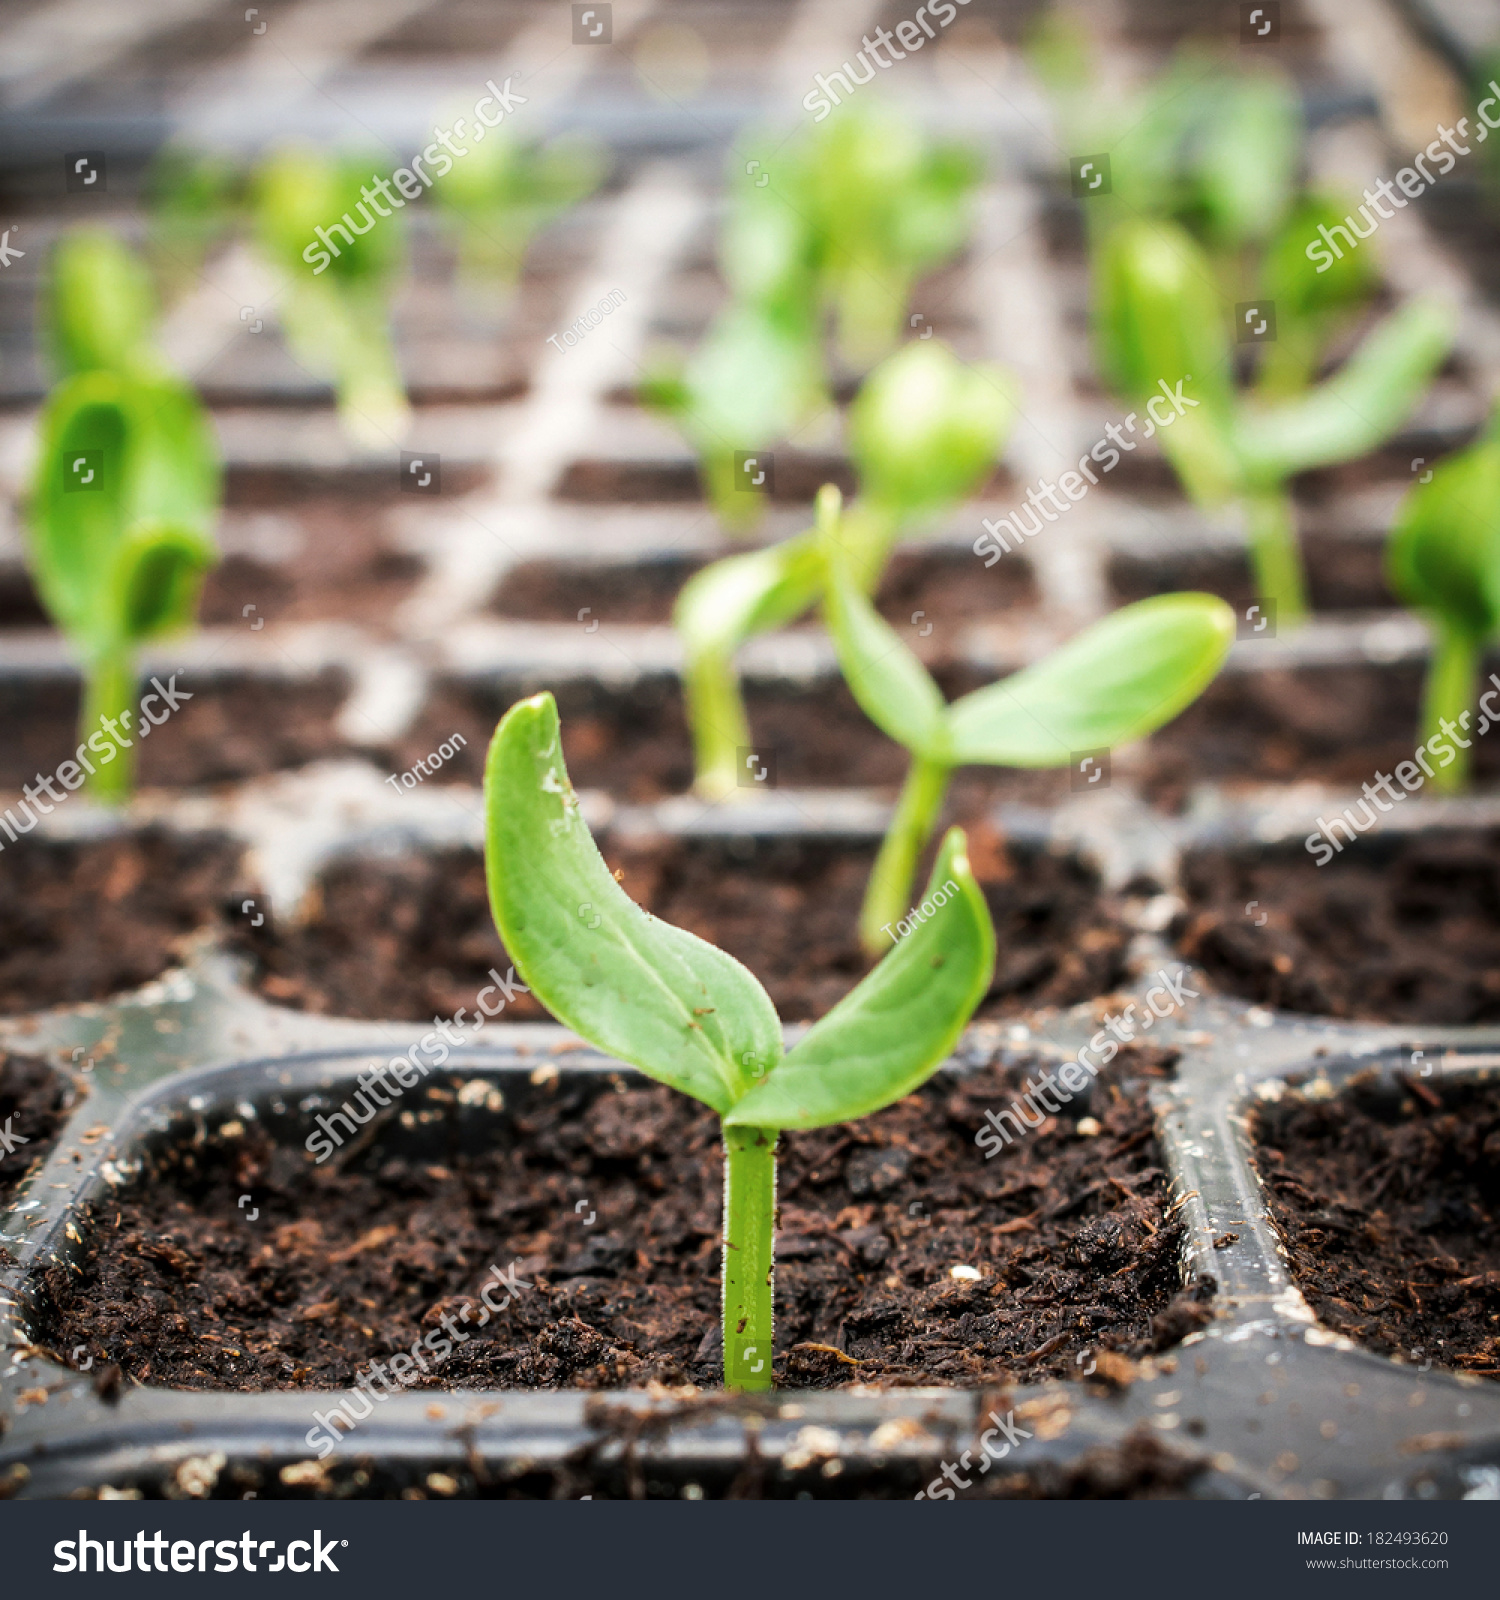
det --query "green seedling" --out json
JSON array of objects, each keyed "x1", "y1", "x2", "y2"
[
  {"x1": 1095, "y1": 218, "x2": 1453, "y2": 624},
  {"x1": 1254, "y1": 195, "x2": 1379, "y2": 398},
  {"x1": 252, "y1": 149, "x2": 409, "y2": 448},
  {"x1": 1034, "y1": 36, "x2": 1376, "y2": 391},
  {"x1": 44, "y1": 229, "x2": 158, "y2": 381},
  {"x1": 674, "y1": 340, "x2": 1014, "y2": 796},
  {"x1": 792, "y1": 100, "x2": 982, "y2": 370},
  {"x1": 820, "y1": 512, "x2": 1234, "y2": 951},
  {"x1": 27, "y1": 369, "x2": 219, "y2": 802},
  {"x1": 144, "y1": 146, "x2": 243, "y2": 303},
  {"x1": 1032, "y1": 34, "x2": 1300, "y2": 263},
  {"x1": 30, "y1": 231, "x2": 220, "y2": 802},
  {"x1": 643, "y1": 305, "x2": 825, "y2": 533},
  {"x1": 647, "y1": 106, "x2": 981, "y2": 532},
  {"x1": 643, "y1": 146, "x2": 825, "y2": 533},
  {"x1": 1387, "y1": 404, "x2": 1500, "y2": 792},
  {"x1": 432, "y1": 129, "x2": 604, "y2": 294},
  {"x1": 485, "y1": 691, "x2": 995, "y2": 1391}
]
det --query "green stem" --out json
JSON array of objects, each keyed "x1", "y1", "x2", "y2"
[
  {"x1": 859, "y1": 753, "x2": 951, "y2": 956},
  {"x1": 722, "y1": 1123, "x2": 777, "y2": 1392},
  {"x1": 1244, "y1": 485, "x2": 1308, "y2": 627},
  {"x1": 81, "y1": 646, "x2": 137, "y2": 803},
  {"x1": 685, "y1": 643, "x2": 752, "y2": 801},
  {"x1": 1423, "y1": 619, "x2": 1482, "y2": 794}
]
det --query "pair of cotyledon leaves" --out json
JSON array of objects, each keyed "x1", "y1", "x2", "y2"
[
  {"x1": 487, "y1": 580, "x2": 1233, "y2": 1130},
  {"x1": 673, "y1": 340, "x2": 1015, "y2": 658},
  {"x1": 819, "y1": 534, "x2": 1235, "y2": 773},
  {"x1": 31, "y1": 233, "x2": 218, "y2": 660},
  {"x1": 486, "y1": 692, "x2": 994, "y2": 1131},
  {"x1": 1094, "y1": 219, "x2": 1454, "y2": 505}
]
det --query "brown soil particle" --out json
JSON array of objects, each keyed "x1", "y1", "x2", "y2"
[
  {"x1": 0, "y1": 831, "x2": 249, "y2": 1015},
  {"x1": 39, "y1": 1051, "x2": 1197, "y2": 1393},
  {"x1": 238, "y1": 834, "x2": 1129, "y2": 1023},
  {"x1": 1254, "y1": 1077, "x2": 1500, "y2": 1378},
  {"x1": 0, "y1": 1056, "x2": 69, "y2": 1207},
  {"x1": 1175, "y1": 831, "x2": 1500, "y2": 1024}
]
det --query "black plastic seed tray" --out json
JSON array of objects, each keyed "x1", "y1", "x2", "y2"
[{"x1": 1, "y1": 777, "x2": 1499, "y2": 1500}]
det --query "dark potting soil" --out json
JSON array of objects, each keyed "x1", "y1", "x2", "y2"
[
  {"x1": 39, "y1": 1050, "x2": 1203, "y2": 1394},
  {"x1": 237, "y1": 832, "x2": 1131, "y2": 1024},
  {"x1": 397, "y1": 677, "x2": 1073, "y2": 804},
  {"x1": 1174, "y1": 831, "x2": 1500, "y2": 1025},
  {"x1": 0, "y1": 830, "x2": 250, "y2": 1016},
  {"x1": 1108, "y1": 534, "x2": 1394, "y2": 615},
  {"x1": 490, "y1": 544, "x2": 1038, "y2": 629},
  {"x1": 0, "y1": 1055, "x2": 69, "y2": 1210},
  {"x1": 199, "y1": 508, "x2": 426, "y2": 633},
  {"x1": 1144, "y1": 659, "x2": 1500, "y2": 807},
  {"x1": 0, "y1": 671, "x2": 354, "y2": 791},
  {"x1": 0, "y1": 509, "x2": 425, "y2": 638},
  {"x1": 1253, "y1": 1077, "x2": 1500, "y2": 1378}
]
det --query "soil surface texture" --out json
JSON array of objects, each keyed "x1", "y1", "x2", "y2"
[
  {"x1": 1108, "y1": 533, "x2": 1393, "y2": 615},
  {"x1": 1175, "y1": 830, "x2": 1500, "y2": 1024},
  {"x1": 491, "y1": 544, "x2": 1038, "y2": 628},
  {"x1": 0, "y1": 830, "x2": 250, "y2": 1015},
  {"x1": 239, "y1": 831, "x2": 1130, "y2": 1024},
  {"x1": 1143, "y1": 661, "x2": 1499, "y2": 805},
  {"x1": 0, "y1": 1055, "x2": 69, "y2": 1210},
  {"x1": 398, "y1": 677, "x2": 1073, "y2": 803},
  {"x1": 0, "y1": 671, "x2": 354, "y2": 792},
  {"x1": 1254, "y1": 1077, "x2": 1500, "y2": 1378},
  {"x1": 41, "y1": 1049, "x2": 1204, "y2": 1395}
]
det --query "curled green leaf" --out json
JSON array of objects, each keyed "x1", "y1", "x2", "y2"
[{"x1": 727, "y1": 829, "x2": 993, "y2": 1129}]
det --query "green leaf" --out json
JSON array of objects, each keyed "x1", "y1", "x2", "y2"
[
  {"x1": 1236, "y1": 298, "x2": 1455, "y2": 484},
  {"x1": 1093, "y1": 219, "x2": 1233, "y2": 417},
  {"x1": 821, "y1": 547, "x2": 947, "y2": 759},
  {"x1": 484, "y1": 693, "x2": 784, "y2": 1114},
  {"x1": 46, "y1": 230, "x2": 158, "y2": 380},
  {"x1": 1260, "y1": 194, "x2": 1378, "y2": 324},
  {"x1": 674, "y1": 530, "x2": 825, "y2": 656},
  {"x1": 1092, "y1": 220, "x2": 1241, "y2": 505},
  {"x1": 848, "y1": 340, "x2": 1014, "y2": 523},
  {"x1": 28, "y1": 370, "x2": 219, "y2": 649},
  {"x1": 253, "y1": 149, "x2": 403, "y2": 287},
  {"x1": 726, "y1": 829, "x2": 994, "y2": 1129},
  {"x1": 1387, "y1": 405, "x2": 1500, "y2": 638},
  {"x1": 945, "y1": 594, "x2": 1235, "y2": 766},
  {"x1": 1186, "y1": 71, "x2": 1300, "y2": 249},
  {"x1": 680, "y1": 306, "x2": 824, "y2": 457},
  {"x1": 113, "y1": 521, "x2": 216, "y2": 640}
]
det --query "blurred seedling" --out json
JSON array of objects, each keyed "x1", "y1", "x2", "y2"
[
  {"x1": 432, "y1": 129, "x2": 605, "y2": 298},
  {"x1": 1387, "y1": 401, "x2": 1500, "y2": 792},
  {"x1": 29, "y1": 232, "x2": 219, "y2": 802},
  {"x1": 645, "y1": 102, "x2": 981, "y2": 534},
  {"x1": 674, "y1": 339, "x2": 1013, "y2": 797},
  {"x1": 252, "y1": 149, "x2": 410, "y2": 448},
  {"x1": 818, "y1": 495, "x2": 1234, "y2": 952},
  {"x1": 1094, "y1": 219, "x2": 1452, "y2": 624}
]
